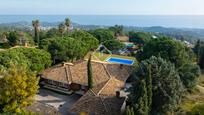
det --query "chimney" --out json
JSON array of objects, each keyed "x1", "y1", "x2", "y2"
[
  {"x1": 116, "y1": 91, "x2": 120, "y2": 98},
  {"x1": 120, "y1": 64, "x2": 123, "y2": 69},
  {"x1": 62, "y1": 62, "x2": 66, "y2": 67}
]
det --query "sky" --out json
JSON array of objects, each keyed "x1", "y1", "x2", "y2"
[{"x1": 0, "y1": 0, "x2": 204, "y2": 15}]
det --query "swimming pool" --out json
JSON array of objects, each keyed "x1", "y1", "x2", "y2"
[{"x1": 106, "y1": 57, "x2": 134, "y2": 65}]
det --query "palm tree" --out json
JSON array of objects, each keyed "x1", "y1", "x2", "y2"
[
  {"x1": 32, "y1": 20, "x2": 40, "y2": 46},
  {"x1": 65, "y1": 18, "x2": 71, "y2": 32},
  {"x1": 58, "y1": 23, "x2": 65, "y2": 38}
]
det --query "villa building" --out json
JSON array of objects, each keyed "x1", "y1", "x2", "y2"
[{"x1": 40, "y1": 60, "x2": 133, "y2": 115}]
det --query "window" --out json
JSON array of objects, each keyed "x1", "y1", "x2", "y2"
[
  {"x1": 59, "y1": 82, "x2": 64, "y2": 87},
  {"x1": 48, "y1": 80, "x2": 53, "y2": 84}
]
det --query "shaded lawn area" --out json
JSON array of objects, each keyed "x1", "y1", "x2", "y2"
[
  {"x1": 179, "y1": 85, "x2": 204, "y2": 114},
  {"x1": 179, "y1": 72, "x2": 204, "y2": 114},
  {"x1": 198, "y1": 70, "x2": 204, "y2": 87}
]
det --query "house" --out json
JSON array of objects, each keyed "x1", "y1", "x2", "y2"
[
  {"x1": 40, "y1": 60, "x2": 134, "y2": 115},
  {"x1": 26, "y1": 102, "x2": 59, "y2": 115}
]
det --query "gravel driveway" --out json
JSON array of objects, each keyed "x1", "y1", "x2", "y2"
[{"x1": 35, "y1": 89, "x2": 82, "y2": 115}]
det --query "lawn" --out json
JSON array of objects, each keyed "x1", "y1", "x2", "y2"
[
  {"x1": 198, "y1": 70, "x2": 204, "y2": 87},
  {"x1": 179, "y1": 72, "x2": 204, "y2": 114}
]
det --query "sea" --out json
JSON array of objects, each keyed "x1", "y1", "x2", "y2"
[{"x1": 0, "y1": 15, "x2": 204, "y2": 29}]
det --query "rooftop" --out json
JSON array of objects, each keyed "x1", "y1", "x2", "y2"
[
  {"x1": 41, "y1": 60, "x2": 134, "y2": 115},
  {"x1": 26, "y1": 101, "x2": 59, "y2": 115},
  {"x1": 41, "y1": 60, "x2": 133, "y2": 87}
]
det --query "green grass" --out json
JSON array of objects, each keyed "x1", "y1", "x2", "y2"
[
  {"x1": 179, "y1": 85, "x2": 204, "y2": 114},
  {"x1": 111, "y1": 54, "x2": 136, "y2": 60},
  {"x1": 179, "y1": 74, "x2": 204, "y2": 114},
  {"x1": 93, "y1": 52, "x2": 111, "y2": 61},
  {"x1": 198, "y1": 71, "x2": 204, "y2": 87}
]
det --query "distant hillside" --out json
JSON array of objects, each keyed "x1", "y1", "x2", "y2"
[
  {"x1": 1, "y1": 21, "x2": 204, "y2": 42},
  {"x1": 124, "y1": 26, "x2": 204, "y2": 42}
]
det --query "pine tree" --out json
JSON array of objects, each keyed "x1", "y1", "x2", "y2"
[
  {"x1": 87, "y1": 55, "x2": 93, "y2": 89},
  {"x1": 129, "y1": 56, "x2": 184, "y2": 114}
]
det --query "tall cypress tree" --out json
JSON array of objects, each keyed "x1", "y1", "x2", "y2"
[
  {"x1": 194, "y1": 39, "x2": 201, "y2": 64},
  {"x1": 129, "y1": 80, "x2": 148, "y2": 115},
  {"x1": 146, "y1": 65, "x2": 152, "y2": 113},
  {"x1": 87, "y1": 55, "x2": 93, "y2": 89},
  {"x1": 32, "y1": 20, "x2": 40, "y2": 46},
  {"x1": 125, "y1": 106, "x2": 135, "y2": 115}
]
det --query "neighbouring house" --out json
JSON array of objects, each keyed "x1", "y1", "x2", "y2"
[
  {"x1": 26, "y1": 102, "x2": 59, "y2": 115},
  {"x1": 117, "y1": 36, "x2": 129, "y2": 42},
  {"x1": 40, "y1": 60, "x2": 133, "y2": 115}
]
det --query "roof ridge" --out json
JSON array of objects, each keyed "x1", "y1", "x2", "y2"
[
  {"x1": 95, "y1": 64, "x2": 113, "y2": 95},
  {"x1": 96, "y1": 77, "x2": 113, "y2": 96},
  {"x1": 102, "y1": 64, "x2": 111, "y2": 79},
  {"x1": 64, "y1": 66, "x2": 71, "y2": 84},
  {"x1": 67, "y1": 65, "x2": 73, "y2": 83},
  {"x1": 90, "y1": 89, "x2": 97, "y2": 96},
  {"x1": 99, "y1": 96, "x2": 110, "y2": 115}
]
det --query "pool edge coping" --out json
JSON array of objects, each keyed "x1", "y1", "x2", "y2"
[{"x1": 106, "y1": 57, "x2": 135, "y2": 65}]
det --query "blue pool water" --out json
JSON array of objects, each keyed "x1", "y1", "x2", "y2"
[{"x1": 106, "y1": 57, "x2": 134, "y2": 65}]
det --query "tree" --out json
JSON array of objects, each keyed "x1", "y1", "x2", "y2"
[
  {"x1": 195, "y1": 41, "x2": 204, "y2": 69},
  {"x1": 137, "y1": 37, "x2": 193, "y2": 68},
  {"x1": 129, "y1": 56, "x2": 184, "y2": 114},
  {"x1": 6, "y1": 31, "x2": 34, "y2": 47},
  {"x1": 129, "y1": 31, "x2": 152, "y2": 45},
  {"x1": 0, "y1": 48, "x2": 52, "y2": 72},
  {"x1": 194, "y1": 39, "x2": 201, "y2": 64},
  {"x1": 40, "y1": 30, "x2": 99, "y2": 63},
  {"x1": 87, "y1": 55, "x2": 93, "y2": 89},
  {"x1": 7, "y1": 31, "x2": 19, "y2": 46},
  {"x1": 103, "y1": 39, "x2": 125, "y2": 52},
  {"x1": 58, "y1": 23, "x2": 65, "y2": 37},
  {"x1": 146, "y1": 66, "x2": 152, "y2": 113},
  {"x1": 69, "y1": 30, "x2": 99, "y2": 51},
  {"x1": 109, "y1": 25, "x2": 124, "y2": 37},
  {"x1": 89, "y1": 29, "x2": 115, "y2": 43},
  {"x1": 42, "y1": 37, "x2": 84, "y2": 63},
  {"x1": 0, "y1": 64, "x2": 39, "y2": 113},
  {"x1": 46, "y1": 28, "x2": 60, "y2": 38},
  {"x1": 65, "y1": 18, "x2": 71, "y2": 32},
  {"x1": 179, "y1": 63, "x2": 201, "y2": 90},
  {"x1": 125, "y1": 106, "x2": 135, "y2": 115},
  {"x1": 32, "y1": 20, "x2": 40, "y2": 46},
  {"x1": 129, "y1": 80, "x2": 148, "y2": 115},
  {"x1": 11, "y1": 48, "x2": 52, "y2": 72}
]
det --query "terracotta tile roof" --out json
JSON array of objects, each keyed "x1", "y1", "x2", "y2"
[
  {"x1": 98, "y1": 77, "x2": 124, "y2": 96},
  {"x1": 69, "y1": 91, "x2": 126, "y2": 115},
  {"x1": 69, "y1": 61, "x2": 110, "y2": 86},
  {"x1": 106, "y1": 64, "x2": 133, "y2": 82},
  {"x1": 26, "y1": 101, "x2": 59, "y2": 115},
  {"x1": 41, "y1": 64, "x2": 69, "y2": 84},
  {"x1": 41, "y1": 61, "x2": 133, "y2": 87},
  {"x1": 117, "y1": 36, "x2": 129, "y2": 42},
  {"x1": 41, "y1": 60, "x2": 133, "y2": 115}
]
